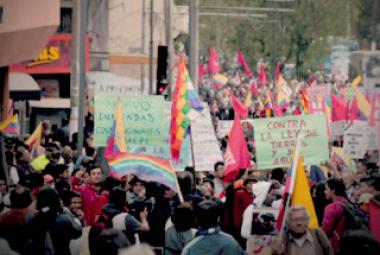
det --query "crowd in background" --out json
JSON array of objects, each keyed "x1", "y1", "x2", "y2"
[{"x1": 0, "y1": 61, "x2": 379, "y2": 255}]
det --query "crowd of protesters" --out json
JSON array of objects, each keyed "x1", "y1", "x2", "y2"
[{"x1": 0, "y1": 61, "x2": 379, "y2": 255}]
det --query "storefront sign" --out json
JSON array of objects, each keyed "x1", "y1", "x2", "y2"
[{"x1": 10, "y1": 34, "x2": 89, "y2": 74}]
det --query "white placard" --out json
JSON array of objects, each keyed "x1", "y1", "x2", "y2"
[
  {"x1": 191, "y1": 103, "x2": 223, "y2": 171},
  {"x1": 367, "y1": 124, "x2": 379, "y2": 151},
  {"x1": 216, "y1": 120, "x2": 234, "y2": 139},
  {"x1": 87, "y1": 71, "x2": 143, "y2": 96},
  {"x1": 343, "y1": 121, "x2": 368, "y2": 159},
  {"x1": 331, "y1": 120, "x2": 346, "y2": 140}
]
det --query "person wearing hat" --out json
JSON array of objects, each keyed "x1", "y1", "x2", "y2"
[
  {"x1": 181, "y1": 200, "x2": 244, "y2": 255},
  {"x1": 127, "y1": 177, "x2": 147, "y2": 205}
]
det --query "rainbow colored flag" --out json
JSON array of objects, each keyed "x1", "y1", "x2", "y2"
[
  {"x1": 264, "y1": 93, "x2": 272, "y2": 117},
  {"x1": 212, "y1": 74, "x2": 228, "y2": 89},
  {"x1": 170, "y1": 61, "x2": 203, "y2": 160},
  {"x1": 105, "y1": 99, "x2": 127, "y2": 159},
  {"x1": 300, "y1": 90, "x2": 310, "y2": 114},
  {"x1": 351, "y1": 76, "x2": 370, "y2": 120},
  {"x1": 108, "y1": 152, "x2": 178, "y2": 191},
  {"x1": 0, "y1": 114, "x2": 19, "y2": 137}
]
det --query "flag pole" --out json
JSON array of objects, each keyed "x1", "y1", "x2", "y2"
[
  {"x1": 279, "y1": 138, "x2": 301, "y2": 239},
  {"x1": 169, "y1": 160, "x2": 184, "y2": 204}
]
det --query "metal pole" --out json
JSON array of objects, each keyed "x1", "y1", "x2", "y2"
[
  {"x1": 346, "y1": 1, "x2": 351, "y2": 39},
  {"x1": 371, "y1": 0, "x2": 377, "y2": 50},
  {"x1": 141, "y1": 0, "x2": 146, "y2": 94},
  {"x1": 149, "y1": 0, "x2": 154, "y2": 94},
  {"x1": 70, "y1": 0, "x2": 80, "y2": 140},
  {"x1": 189, "y1": 0, "x2": 199, "y2": 90},
  {"x1": 77, "y1": 0, "x2": 88, "y2": 156},
  {"x1": 271, "y1": 10, "x2": 277, "y2": 88},
  {"x1": 165, "y1": 0, "x2": 173, "y2": 100}
]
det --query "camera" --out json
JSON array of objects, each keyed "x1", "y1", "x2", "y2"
[{"x1": 128, "y1": 196, "x2": 155, "y2": 218}]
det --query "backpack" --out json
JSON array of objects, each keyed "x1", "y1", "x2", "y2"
[{"x1": 337, "y1": 202, "x2": 369, "y2": 233}]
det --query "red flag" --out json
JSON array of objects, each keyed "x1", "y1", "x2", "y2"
[
  {"x1": 223, "y1": 112, "x2": 251, "y2": 182},
  {"x1": 198, "y1": 63, "x2": 205, "y2": 80},
  {"x1": 259, "y1": 63, "x2": 266, "y2": 88},
  {"x1": 349, "y1": 97, "x2": 360, "y2": 124},
  {"x1": 275, "y1": 63, "x2": 281, "y2": 82},
  {"x1": 369, "y1": 95, "x2": 377, "y2": 127},
  {"x1": 250, "y1": 82, "x2": 258, "y2": 95},
  {"x1": 331, "y1": 94, "x2": 347, "y2": 121},
  {"x1": 237, "y1": 50, "x2": 252, "y2": 78},
  {"x1": 208, "y1": 47, "x2": 220, "y2": 74},
  {"x1": 231, "y1": 94, "x2": 249, "y2": 119}
]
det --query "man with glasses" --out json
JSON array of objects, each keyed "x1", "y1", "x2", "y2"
[{"x1": 272, "y1": 206, "x2": 333, "y2": 255}]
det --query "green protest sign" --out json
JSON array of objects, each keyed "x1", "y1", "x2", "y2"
[
  {"x1": 129, "y1": 102, "x2": 192, "y2": 171},
  {"x1": 252, "y1": 114, "x2": 329, "y2": 169},
  {"x1": 94, "y1": 96, "x2": 165, "y2": 147}
]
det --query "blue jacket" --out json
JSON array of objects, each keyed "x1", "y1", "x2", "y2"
[{"x1": 181, "y1": 226, "x2": 245, "y2": 255}]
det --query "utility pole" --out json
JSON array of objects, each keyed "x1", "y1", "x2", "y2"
[
  {"x1": 165, "y1": 0, "x2": 173, "y2": 99},
  {"x1": 346, "y1": 1, "x2": 351, "y2": 39},
  {"x1": 189, "y1": 0, "x2": 199, "y2": 89},
  {"x1": 141, "y1": 0, "x2": 146, "y2": 94},
  {"x1": 70, "y1": 0, "x2": 80, "y2": 139},
  {"x1": 149, "y1": 0, "x2": 154, "y2": 94},
  {"x1": 271, "y1": 10, "x2": 277, "y2": 86},
  {"x1": 77, "y1": 0, "x2": 88, "y2": 156},
  {"x1": 371, "y1": 0, "x2": 377, "y2": 50}
]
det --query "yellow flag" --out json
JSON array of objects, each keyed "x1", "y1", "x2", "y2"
[
  {"x1": 291, "y1": 154, "x2": 319, "y2": 228},
  {"x1": 25, "y1": 122, "x2": 42, "y2": 148},
  {"x1": 351, "y1": 75, "x2": 362, "y2": 88},
  {"x1": 114, "y1": 100, "x2": 127, "y2": 152}
]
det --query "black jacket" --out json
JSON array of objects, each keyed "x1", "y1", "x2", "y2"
[{"x1": 25, "y1": 209, "x2": 82, "y2": 255}]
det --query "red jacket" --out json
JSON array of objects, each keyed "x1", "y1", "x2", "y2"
[
  {"x1": 368, "y1": 195, "x2": 380, "y2": 244},
  {"x1": 233, "y1": 189, "x2": 253, "y2": 229},
  {"x1": 72, "y1": 176, "x2": 100, "y2": 226},
  {"x1": 322, "y1": 196, "x2": 348, "y2": 253}
]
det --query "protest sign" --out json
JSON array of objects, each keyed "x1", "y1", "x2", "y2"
[
  {"x1": 367, "y1": 124, "x2": 378, "y2": 151},
  {"x1": 330, "y1": 120, "x2": 345, "y2": 141},
  {"x1": 191, "y1": 103, "x2": 223, "y2": 171},
  {"x1": 216, "y1": 120, "x2": 234, "y2": 139},
  {"x1": 252, "y1": 114, "x2": 329, "y2": 169},
  {"x1": 343, "y1": 121, "x2": 368, "y2": 159},
  {"x1": 247, "y1": 235, "x2": 273, "y2": 255},
  {"x1": 94, "y1": 96, "x2": 165, "y2": 147},
  {"x1": 129, "y1": 102, "x2": 192, "y2": 171},
  {"x1": 87, "y1": 71, "x2": 143, "y2": 96},
  {"x1": 246, "y1": 207, "x2": 279, "y2": 255}
]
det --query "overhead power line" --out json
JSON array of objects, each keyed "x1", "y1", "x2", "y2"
[
  {"x1": 201, "y1": 6, "x2": 294, "y2": 13},
  {"x1": 199, "y1": 12, "x2": 268, "y2": 18}
]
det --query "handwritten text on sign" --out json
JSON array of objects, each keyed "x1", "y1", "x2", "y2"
[
  {"x1": 129, "y1": 102, "x2": 191, "y2": 171},
  {"x1": 94, "y1": 96, "x2": 164, "y2": 147},
  {"x1": 191, "y1": 103, "x2": 223, "y2": 171},
  {"x1": 252, "y1": 114, "x2": 329, "y2": 169},
  {"x1": 343, "y1": 121, "x2": 368, "y2": 159}
]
